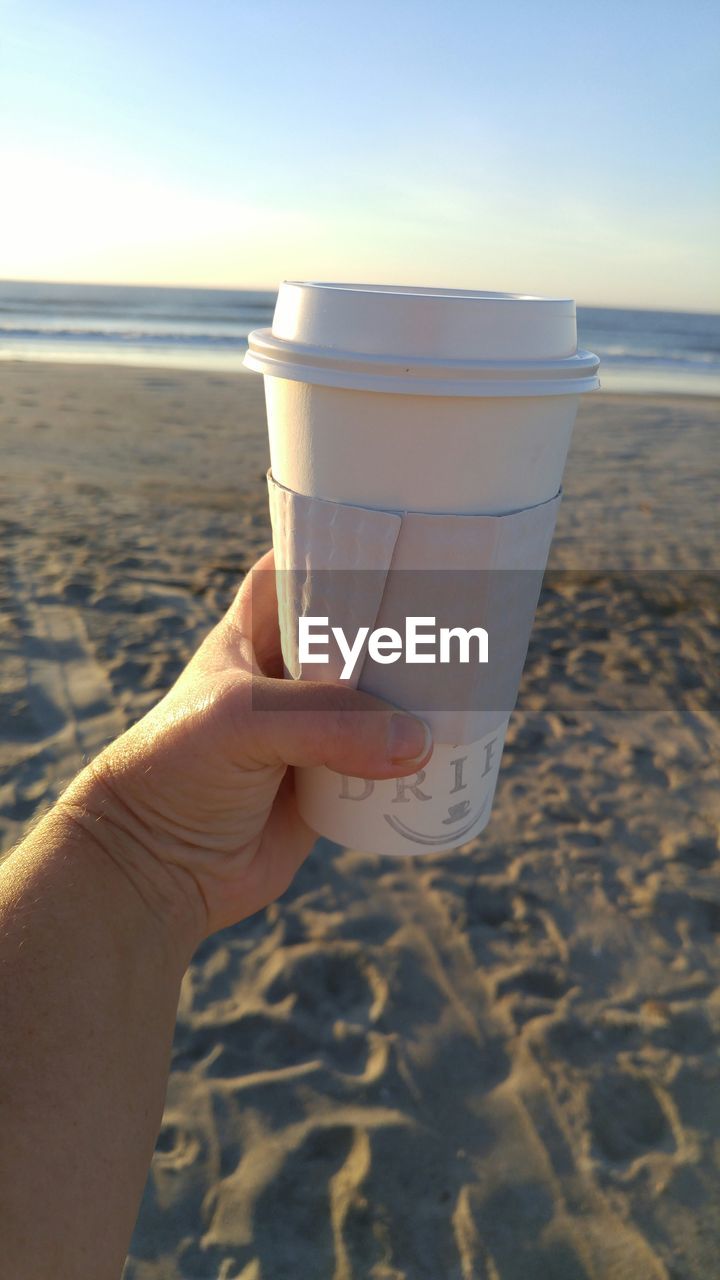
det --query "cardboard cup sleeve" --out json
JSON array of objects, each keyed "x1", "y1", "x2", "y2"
[{"x1": 266, "y1": 471, "x2": 561, "y2": 855}]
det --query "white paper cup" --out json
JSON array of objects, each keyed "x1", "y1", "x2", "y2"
[
  {"x1": 245, "y1": 283, "x2": 599, "y2": 855},
  {"x1": 264, "y1": 378, "x2": 580, "y2": 513}
]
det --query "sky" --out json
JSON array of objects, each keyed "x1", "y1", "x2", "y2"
[{"x1": 1, "y1": 0, "x2": 719, "y2": 310}]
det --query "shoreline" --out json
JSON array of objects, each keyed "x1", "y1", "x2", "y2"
[{"x1": 3, "y1": 355, "x2": 720, "y2": 401}]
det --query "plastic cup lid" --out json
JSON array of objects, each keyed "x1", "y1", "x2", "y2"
[{"x1": 243, "y1": 281, "x2": 600, "y2": 397}]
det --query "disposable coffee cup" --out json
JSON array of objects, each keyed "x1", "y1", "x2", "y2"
[{"x1": 244, "y1": 283, "x2": 599, "y2": 855}]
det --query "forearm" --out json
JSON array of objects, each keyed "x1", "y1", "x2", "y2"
[
  {"x1": 0, "y1": 553, "x2": 431, "y2": 1277},
  {"x1": 0, "y1": 773, "x2": 202, "y2": 1279}
]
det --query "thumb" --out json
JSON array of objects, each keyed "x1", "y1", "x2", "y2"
[{"x1": 238, "y1": 675, "x2": 433, "y2": 780}]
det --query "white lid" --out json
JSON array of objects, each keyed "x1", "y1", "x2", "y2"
[{"x1": 244, "y1": 281, "x2": 600, "y2": 397}]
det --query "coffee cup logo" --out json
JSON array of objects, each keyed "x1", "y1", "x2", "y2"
[{"x1": 335, "y1": 740, "x2": 498, "y2": 847}]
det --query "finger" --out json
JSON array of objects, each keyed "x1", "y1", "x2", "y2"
[
  {"x1": 236, "y1": 552, "x2": 284, "y2": 677},
  {"x1": 231, "y1": 675, "x2": 433, "y2": 780},
  {"x1": 195, "y1": 550, "x2": 284, "y2": 678}
]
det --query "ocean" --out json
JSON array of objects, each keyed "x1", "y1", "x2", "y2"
[{"x1": 1, "y1": 280, "x2": 719, "y2": 396}]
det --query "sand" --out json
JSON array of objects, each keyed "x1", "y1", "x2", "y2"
[{"x1": 1, "y1": 359, "x2": 719, "y2": 1278}]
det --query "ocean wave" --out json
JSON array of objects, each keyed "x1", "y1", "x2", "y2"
[
  {"x1": 0, "y1": 284, "x2": 275, "y2": 318},
  {"x1": 0, "y1": 305, "x2": 274, "y2": 325},
  {"x1": 0, "y1": 326, "x2": 250, "y2": 347},
  {"x1": 2, "y1": 327, "x2": 717, "y2": 372},
  {"x1": 598, "y1": 350, "x2": 720, "y2": 367}
]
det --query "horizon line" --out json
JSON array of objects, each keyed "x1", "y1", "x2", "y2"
[{"x1": 0, "y1": 277, "x2": 718, "y2": 318}]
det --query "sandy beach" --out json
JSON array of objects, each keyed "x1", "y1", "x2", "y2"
[{"x1": 1, "y1": 359, "x2": 719, "y2": 1278}]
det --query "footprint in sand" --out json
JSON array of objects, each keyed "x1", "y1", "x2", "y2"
[
  {"x1": 457, "y1": 1181, "x2": 589, "y2": 1280},
  {"x1": 651, "y1": 889, "x2": 720, "y2": 941},
  {"x1": 588, "y1": 1069, "x2": 673, "y2": 1164},
  {"x1": 61, "y1": 577, "x2": 94, "y2": 604},
  {"x1": 422, "y1": 873, "x2": 515, "y2": 930},
  {"x1": 494, "y1": 964, "x2": 570, "y2": 1001},
  {"x1": 490, "y1": 964, "x2": 573, "y2": 1029},
  {"x1": 648, "y1": 1007, "x2": 714, "y2": 1056},
  {"x1": 245, "y1": 1124, "x2": 358, "y2": 1275},
  {"x1": 668, "y1": 835, "x2": 718, "y2": 869},
  {"x1": 181, "y1": 1011, "x2": 319, "y2": 1078},
  {"x1": 154, "y1": 1121, "x2": 202, "y2": 1166},
  {"x1": 534, "y1": 1014, "x2": 636, "y2": 1067},
  {"x1": 175, "y1": 945, "x2": 388, "y2": 1081},
  {"x1": 260, "y1": 945, "x2": 391, "y2": 1078},
  {"x1": 263, "y1": 945, "x2": 388, "y2": 1029}
]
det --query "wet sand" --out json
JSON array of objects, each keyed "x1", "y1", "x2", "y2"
[{"x1": 1, "y1": 360, "x2": 719, "y2": 1278}]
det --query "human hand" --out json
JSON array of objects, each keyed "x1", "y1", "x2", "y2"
[{"x1": 60, "y1": 550, "x2": 432, "y2": 949}]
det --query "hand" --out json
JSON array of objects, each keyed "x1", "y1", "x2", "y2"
[{"x1": 60, "y1": 551, "x2": 432, "y2": 948}]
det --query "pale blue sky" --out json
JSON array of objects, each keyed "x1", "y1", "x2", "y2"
[{"x1": 1, "y1": 0, "x2": 718, "y2": 308}]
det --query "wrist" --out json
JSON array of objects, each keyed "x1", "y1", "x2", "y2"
[{"x1": 56, "y1": 760, "x2": 207, "y2": 966}]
